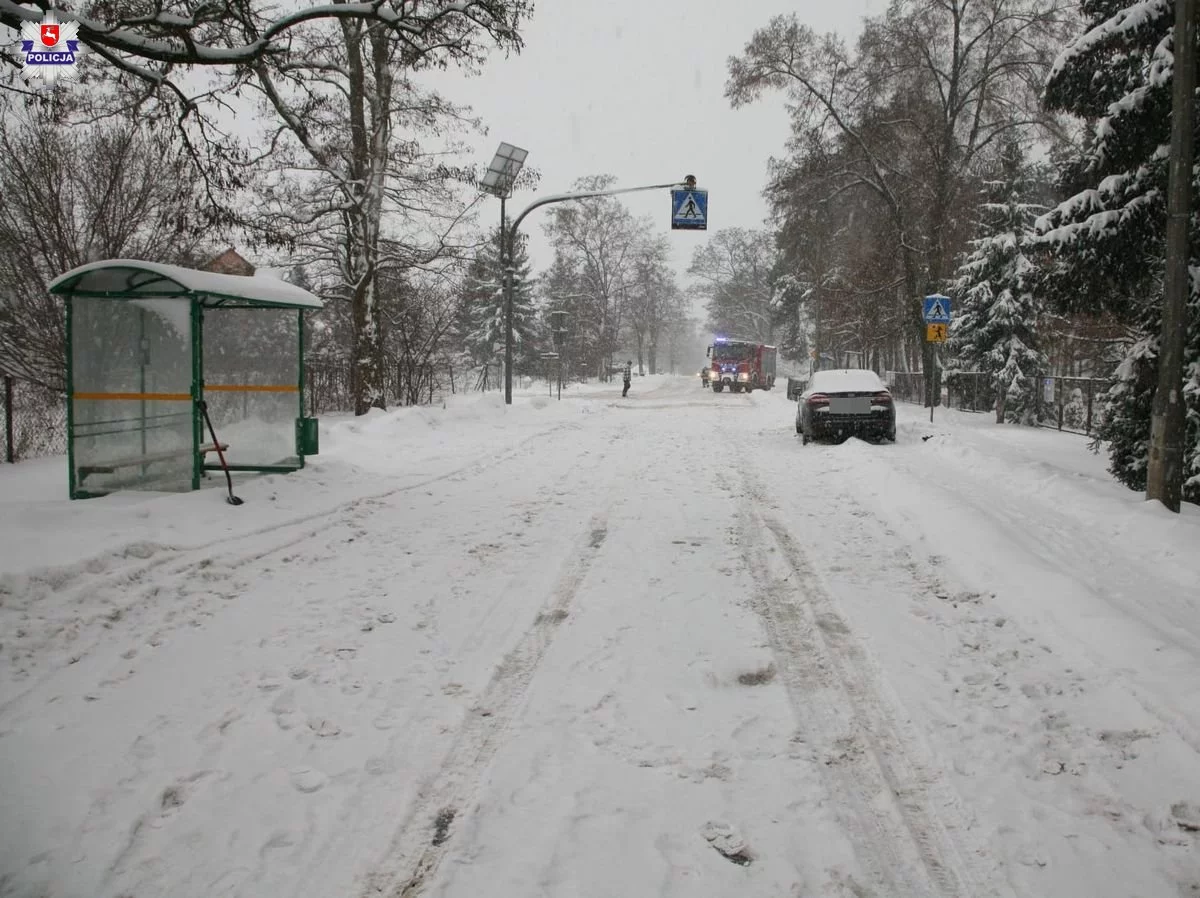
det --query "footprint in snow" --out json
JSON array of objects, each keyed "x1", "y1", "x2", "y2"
[
  {"x1": 373, "y1": 710, "x2": 401, "y2": 731},
  {"x1": 307, "y1": 718, "x2": 341, "y2": 738},
  {"x1": 290, "y1": 766, "x2": 328, "y2": 793},
  {"x1": 364, "y1": 756, "x2": 396, "y2": 776},
  {"x1": 271, "y1": 690, "x2": 301, "y2": 731},
  {"x1": 700, "y1": 820, "x2": 753, "y2": 865},
  {"x1": 259, "y1": 675, "x2": 286, "y2": 692},
  {"x1": 1171, "y1": 802, "x2": 1200, "y2": 832}
]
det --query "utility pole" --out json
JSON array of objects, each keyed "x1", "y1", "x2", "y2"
[{"x1": 1147, "y1": 0, "x2": 1196, "y2": 512}]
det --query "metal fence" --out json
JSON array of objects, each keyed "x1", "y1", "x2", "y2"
[
  {"x1": 1, "y1": 374, "x2": 68, "y2": 463},
  {"x1": 305, "y1": 359, "x2": 459, "y2": 415},
  {"x1": 887, "y1": 371, "x2": 927, "y2": 406},
  {"x1": 887, "y1": 370, "x2": 1115, "y2": 436},
  {"x1": 1037, "y1": 375, "x2": 1116, "y2": 435}
]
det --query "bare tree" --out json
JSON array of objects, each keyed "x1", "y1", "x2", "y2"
[
  {"x1": 544, "y1": 176, "x2": 643, "y2": 379},
  {"x1": 1, "y1": 0, "x2": 527, "y2": 97},
  {"x1": 688, "y1": 227, "x2": 777, "y2": 343},
  {"x1": 727, "y1": 0, "x2": 1065, "y2": 400},
  {"x1": 244, "y1": 5, "x2": 526, "y2": 414},
  {"x1": 624, "y1": 231, "x2": 684, "y2": 374},
  {"x1": 382, "y1": 270, "x2": 460, "y2": 405},
  {"x1": 0, "y1": 110, "x2": 213, "y2": 389}
]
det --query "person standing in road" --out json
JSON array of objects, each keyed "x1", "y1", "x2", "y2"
[{"x1": 622, "y1": 360, "x2": 632, "y2": 398}]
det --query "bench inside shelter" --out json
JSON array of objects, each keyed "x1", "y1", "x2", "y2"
[{"x1": 77, "y1": 443, "x2": 229, "y2": 483}]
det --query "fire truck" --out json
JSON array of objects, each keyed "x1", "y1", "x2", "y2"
[{"x1": 706, "y1": 338, "x2": 777, "y2": 393}]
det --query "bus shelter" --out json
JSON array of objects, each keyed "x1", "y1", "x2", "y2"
[{"x1": 49, "y1": 259, "x2": 323, "y2": 499}]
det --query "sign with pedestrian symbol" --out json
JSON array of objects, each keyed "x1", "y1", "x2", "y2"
[
  {"x1": 923, "y1": 294, "x2": 952, "y2": 324},
  {"x1": 926, "y1": 323, "x2": 948, "y2": 342},
  {"x1": 671, "y1": 188, "x2": 707, "y2": 230}
]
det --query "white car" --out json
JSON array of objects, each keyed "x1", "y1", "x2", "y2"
[{"x1": 795, "y1": 369, "x2": 897, "y2": 444}]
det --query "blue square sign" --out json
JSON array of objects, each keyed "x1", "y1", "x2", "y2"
[
  {"x1": 671, "y1": 189, "x2": 707, "y2": 230},
  {"x1": 923, "y1": 294, "x2": 952, "y2": 323}
]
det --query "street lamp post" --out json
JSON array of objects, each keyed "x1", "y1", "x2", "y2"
[
  {"x1": 501, "y1": 179, "x2": 691, "y2": 403},
  {"x1": 481, "y1": 142, "x2": 529, "y2": 406},
  {"x1": 550, "y1": 308, "x2": 569, "y2": 400}
]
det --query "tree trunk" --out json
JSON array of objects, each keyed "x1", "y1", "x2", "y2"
[
  {"x1": 648, "y1": 341, "x2": 658, "y2": 375},
  {"x1": 345, "y1": 24, "x2": 392, "y2": 415},
  {"x1": 351, "y1": 265, "x2": 385, "y2": 415}
]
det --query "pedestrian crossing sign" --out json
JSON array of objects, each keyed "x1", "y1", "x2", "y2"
[
  {"x1": 671, "y1": 188, "x2": 708, "y2": 230},
  {"x1": 923, "y1": 294, "x2": 952, "y2": 323}
]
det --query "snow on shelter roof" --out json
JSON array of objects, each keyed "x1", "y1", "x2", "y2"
[{"x1": 48, "y1": 259, "x2": 323, "y2": 309}]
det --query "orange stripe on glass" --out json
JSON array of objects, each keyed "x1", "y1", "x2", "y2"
[
  {"x1": 73, "y1": 392, "x2": 191, "y2": 401},
  {"x1": 204, "y1": 384, "x2": 299, "y2": 393}
]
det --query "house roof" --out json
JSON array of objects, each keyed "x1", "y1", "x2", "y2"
[
  {"x1": 201, "y1": 248, "x2": 256, "y2": 276},
  {"x1": 49, "y1": 259, "x2": 323, "y2": 310}
]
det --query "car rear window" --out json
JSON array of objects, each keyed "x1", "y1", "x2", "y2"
[{"x1": 810, "y1": 370, "x2": 885, "y2": 393}]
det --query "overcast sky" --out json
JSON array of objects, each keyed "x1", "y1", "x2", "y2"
[{"x1": 425, "y1": 0, "x2": 885, "y2": 293}]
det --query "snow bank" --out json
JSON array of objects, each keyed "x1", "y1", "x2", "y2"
[
  {"x1": 894, "y1": 406, "x2": 1200, "y2": 573},
  {"x1": 0, "y1": 386, "x2": 616, "y2": 581}
]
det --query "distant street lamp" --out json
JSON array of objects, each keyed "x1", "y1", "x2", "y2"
[
  {"x1": 481, "y1": 142, "x2": 529, "y2": 405},
  {"x1": 484, "y1": 172, "x2": 691, "y2": 403}
]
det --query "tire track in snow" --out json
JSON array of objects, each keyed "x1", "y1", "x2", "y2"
[
  {"x1": 0, "y1": 421, "x2": 583, "y2": 713},
  {"x1": 733, "y1": 468, "x2": 1010, "y2": 898},
  {"x1": 3, "y1": 419, "x2": 581, "y2": 605},
  {"x1": 360, "y1": 510, "x2": 612, "y2": 898}
]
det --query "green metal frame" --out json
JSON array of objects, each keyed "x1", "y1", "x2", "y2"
[
  {"x1": 191, "y1": 299, "x2": 204, "y2": 491},
  {"x1": 297, "y1": 308, "x2": 306, "y2": 469},
  {"x1": 203, "y1": 463, "x2": 301, "y2": 474},
  {"x1": 65, "y1": 298, "x2": 79, "y2": 498},
  {"x1": 194, "y1": 304, "x2": 309, "y2": 480},
  {"x1": 57, "y1": 263, "x2": 321, "y2": 500}
]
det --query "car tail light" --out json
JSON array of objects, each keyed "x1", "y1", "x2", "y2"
[
  {"x1": 807, "y1": 393, "x2": 829, "y2": 406},
  {"x1": 873, "y1": 391, "x2": 893, "y2": 403}
]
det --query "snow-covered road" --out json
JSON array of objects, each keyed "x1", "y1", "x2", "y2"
[{"x1": 3, "y1": 375, "x2": 1200, "y2": 897}]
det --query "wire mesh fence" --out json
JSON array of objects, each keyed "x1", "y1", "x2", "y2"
[
  {"x1": 1, "y1": 375, "x2": 68, "y2": 463},
  {"x1": 886, "y1": 370, "x2": 1116, "y2": 436},
  {"x1": 304, "y1": 359, "x2": 455, "y2": 415},
  {"x1": 886, "y1": 371, "x2": 927, "y2": 406},
  {"x1": 1039, "y1": 376, "x2": 1117, "y2": 435}
]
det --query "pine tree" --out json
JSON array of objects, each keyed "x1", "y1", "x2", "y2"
[
  {"x1": 456, "y1": 228, "x2": 541, "y2": 384},
  {"x1": 1038, "y1": 0, "x2": 1200, "y2": 503},
  {"x1": 949, "y1": 140, "x2": 1048, "y2": 424}
]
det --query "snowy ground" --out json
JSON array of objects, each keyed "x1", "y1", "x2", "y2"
[{"x1": 3, "y1": 375, "x2": 1200, "y2": 898}]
